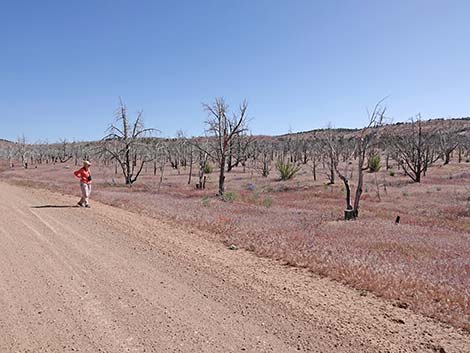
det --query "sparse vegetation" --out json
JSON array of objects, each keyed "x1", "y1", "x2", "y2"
[
  {"x1": 201, "y1": 196, "x2": 211, "y2": 207},
  {"x1": 262, "y1": 196, "x2": 273, "y2": 208},
  {"x1": 2, "y1": 115, "x2": 470, "y2": 331},
  {"x1": 203, "y1": 163, "x2": 213, "y2": 174},
  {"x1": 223, "y1": 191, "x2": 237, "y2": 202}
]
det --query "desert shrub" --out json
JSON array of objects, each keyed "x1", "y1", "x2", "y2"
[
  {"x1": 201, "y1": 196, "x2": 210, "y2": 207},
  {"x1": 203, "y1": 163, "x2": 213, "y2": 174},
  {"x1": 276, "y1": 160, "x2": 301, "y2": 181},
  {"x1": 389, "y1": 170, "x2": 395, "y2": 177},
  {"x1": 369, "y1": 154, "x2": 381, "y2": 172},
  {"x1": 263, "y1": 197, "x2": 273, "y2": 208},
  {"x1": 223, "y1": 191, "x2": 237, "y2": 202}
]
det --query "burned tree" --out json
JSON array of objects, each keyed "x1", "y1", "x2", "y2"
[
  {"x1": 15, "y1": 135, "x2": 30, "y2": 168},
  {"x1": 306, "y1": 137, "x2": 322, "y2": 181},
  {"x1": 196, "y1": 149, "x2": 210, "y2": 190},
  {"x1": 101, "y1": 100, "x2": 157, "y2": 185},
  {"x1": 389, "y1": 115, "x2": 439, "y2": 182},
  {"x1": 226, "y1": 133, "x2": 253, "y2": 173},
  {"x1": 253, "y1": 140, "x2": 274, "y2": 177},
  {"x1": 202, "y1": 98, "x2": 249, "y2": 197},
  {"x1": 323, "y1": 126, "x2": 339, "y2": 184},
  {"x1": 332, "y1": 100, "x2": 386, "y2": 220},
  {"x1": 438, "y1": 123, "x2": 460, "y2": 165},
  {"x1": 56, "y1": 139, "x2": 73, "y2": 163}
]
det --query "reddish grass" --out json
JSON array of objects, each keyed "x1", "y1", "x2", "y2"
[{"x1": 2, "y1": 160, "x2": 470, "y2": 331}]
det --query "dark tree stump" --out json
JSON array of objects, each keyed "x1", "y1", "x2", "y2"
[{"x1": 344, "y1": 209, "x2": 356, "y2": 220}]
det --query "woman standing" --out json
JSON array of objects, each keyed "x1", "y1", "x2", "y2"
[{"x1": 74, "y1": 160, "x2": 92, "y2": 208}]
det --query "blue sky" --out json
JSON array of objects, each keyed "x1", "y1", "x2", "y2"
[{"x1": 1, "y1": 0, "x2": 469, "y2": 142}]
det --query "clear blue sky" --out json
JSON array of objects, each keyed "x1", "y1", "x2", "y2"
[{"x1": 1, "y1": 0, "x2": 469, "y2": 142}]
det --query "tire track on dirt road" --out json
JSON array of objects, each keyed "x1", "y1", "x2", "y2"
[{"x1": 0, "y1": 181, "x2": 469, "y2": 352}]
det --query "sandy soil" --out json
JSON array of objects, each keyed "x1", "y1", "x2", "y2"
[{"x1": 0, "y1": 181, "x2": 468, "y2": 353}]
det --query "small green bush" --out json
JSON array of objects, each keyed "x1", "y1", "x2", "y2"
[
  {"x1": 276, "y1": 160, "x2": 301, "y2": 181},
  {"x1": 203, "y1": 163, "x2": 213, "y2": 174},
  {"x1": 223, "y1": 191, "x2": 237, "y2": 202},
  {"x1": 201, "y1": 196, "x2": 210, "y2": 207},
  {"x1": 389, "y1": 170, "x2": 395, "y2": 177},
  {"x1": 369, "y1": 154, "x2": 381, "y2": 172},
  {"x1": 263, "y1": 197, "x2": 273, "y2": 208}
]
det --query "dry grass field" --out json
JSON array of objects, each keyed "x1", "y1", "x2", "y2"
[{"x1": 2, "y1": 157, "x2": 470, "y2": 332}]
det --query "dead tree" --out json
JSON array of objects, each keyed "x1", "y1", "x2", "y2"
[
  {"x1": 389, "y1": 115, "x2": 439, "y2": 182},
  {"x1": 253, "y1": 141, "x2": 273, "y2": 177},
  {"x1": 438, "y1": 124, "x2": 460, "y2": 165},
  {"x1": 333, "y1": 99, "x2": 386, "y2": 220},
  {"x1": 15, "y1": 135, "x2": 29, "y2": 168},
  {"x1": 323, "y1": 127, "x2": 340, "y2": 184},
  {"x1": 307, "y1": 137, "x2": 322, "y2": 181},
  {"x1": 202, "y1": 98, "x2": 249, "y2": 197},
  {"x1": 187, "y1": 143, "x2": 195, "y2": 185},
  {"x1": 167, "y1": 134, "x2": 186, "y2": 174},
  {"x1": 227, "y1": 133, "x2": 254, "y2": 172},
  {"x1": 197, "y1": 151, "x2": 209, "y2": 190},
  {"x1": 57, "y1": 139, "x2": 73, "y2": 163},
  {"x1": 101, "y1": 99, "x2": 157, "y2": 185},
  {"x1": 152, "y1": 142, "x2": 167, "y2": 188}
]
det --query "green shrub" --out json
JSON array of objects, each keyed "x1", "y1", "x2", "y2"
[
  {"x1": 369, "y1": 154, "x2": 381, "y2": 172},
  {"x1": 276, "y1": 160, "x2": 301, "y2": 181},
  {"x1": 201, "y1": 196, "x2": 210, "y2": 207},
  {"x1": 263, "y1": 197, "x2": 273, "y2": 208},
  {"x1": 389, "y1": 170, "x2": 395, "y2": 177},
  {"x1": 223, "y1": 191, "x2": 237, "y2": 202},
  {"x1": 203, "y1": 163, "x2": 213, "y2": 174}
]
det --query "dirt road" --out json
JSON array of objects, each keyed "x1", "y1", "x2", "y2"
[{"x1": 0, "y1": 182, "x2": 468, "y2": 353}]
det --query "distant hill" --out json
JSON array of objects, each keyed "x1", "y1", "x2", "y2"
[
  {"x1": 274, "y1": 117, "x2": 470, "y2": 140},
  {"x1": 1, "y1": 117, "x2": 470, "y2": 147},
  {"x1": 0, "y1": 139, "x2": 14, "y2": 148}
]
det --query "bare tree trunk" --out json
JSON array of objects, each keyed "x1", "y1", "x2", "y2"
[
  {"x1": 188, "y1": 149, "x2": 193, "y2": 185},
  {"x1": 218, "y1": 156, "x2": 226, "y2": 196},
  {"x1": 444, "y1": 150, "x2": 451, "y2": 165},
  {"x1": 159, "y1": 163, "x2": 165, "y2": 187},
  {"x1": 353, "y1": 155, "x2": 365, "y2": 218},
  {"x1": 374, "y1": 173, "x2": 381, "y2": 202},
  {"x1": 312, "y1": 157, "x2": 317, "y2": 181},
  {"x1": 329, "y1": 162, "x2": 335, "y2": 184},
  {"x1": 197, "y1": 163, "x2": 205, "y2": 189}
]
